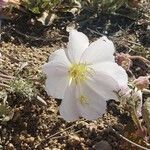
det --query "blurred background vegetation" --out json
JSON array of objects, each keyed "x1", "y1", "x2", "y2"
[{"x1": 23, "y1": 0, "x2": 140, "y2": 14}]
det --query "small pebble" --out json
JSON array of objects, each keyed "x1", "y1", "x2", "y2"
[
  {"x1": 6, "y1": 143, "x2": 15, "y2": 150},
  {"x1": 68, "y1": 134, "x2": 81, "y2": 146}
]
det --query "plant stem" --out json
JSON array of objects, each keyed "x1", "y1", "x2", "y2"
[{"x1": 111, "y1": 128, "x2": 150, "y2": 150}]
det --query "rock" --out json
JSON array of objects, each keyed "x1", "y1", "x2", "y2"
[
  {"x1": 26, "y1": 137, "x2": 35, "y2": 144},
  {"x1": 68, "y1": 134, "x2": 80, "y2": 146},
  {"x1": 94, "y1": 140, "x2": 112, "y2": 150},
  {"x1": 89, "y1": 123, "x2": 97, "y2": 132},
  {"x1": 12, "y1": 135, "x2": 21, "y2": 145},
  {"x1": 44, "y1": 147, "x2": 50, "y2": 150},
  {"x1": 6, "y1": 143, "x2": 15, "y2": 150}
]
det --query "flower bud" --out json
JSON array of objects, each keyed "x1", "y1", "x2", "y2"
[
  {"x1": 115, "y1": 53, "x2": 132, "y2": 70},
  {"x1": 133, "y1": 76, "x2": 150, "y2": 90},
  {"x1": 0, "y1": 0, "x2": 8, "y2": 7}
]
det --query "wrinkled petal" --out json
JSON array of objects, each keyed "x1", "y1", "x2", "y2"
[
  {"x1": 91, "y1": 62, "x2": 128, "y2": 90},
  {"x1": 80, "y1": 36, "x2": 115, "y2": 64},
  {"x1": 59, "y1": 83, "x2": 80, "y2": 121},
  {"x1": 66, "y1": 30, "x2": 89, "y2": 63},
  {"x1": 43, "y1": 50, "x2": 70, "y2": 99},
  {"x1": 118, "y1": 86, "x2": 131, "y2": 97}
]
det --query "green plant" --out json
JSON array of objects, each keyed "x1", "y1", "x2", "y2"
[
  {"x1": 23, "y1": 0, "x2": 60, "y2": 14},
  {"x1": 9, "y1": 78, "x2": 35, "y2": 99}
]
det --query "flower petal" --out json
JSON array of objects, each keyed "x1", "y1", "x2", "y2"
[
  {"x1": 66, "y1": 30, "x2": 89, "y2": 63},
  {"x1": 43, "y1": 64, "x2": 69, "y2": 99},
  {"x1": 43, "y1": 50, "x2": 70, "y2": 99},
  {"x1": 80, "y1": 36, "x2": 115, "y2": 64},
  {"x1": 91, "y1": 62, "x2": 128, "y2": 90},
  {"x1": 48, "y1": 49, "x2": 70, "y2": 65},
  {"x1": 86, "y1": 71, "x2": 120, "y2": 99},
  {"x1": 76, "y1": 83, "x2": 106, "y2": 120},
  {"x1": 75, "y1": 72, "x2": 119, "y2": 120},
  {"x1": 59, "y1": 83, "x2": 80, "y2": 121}
]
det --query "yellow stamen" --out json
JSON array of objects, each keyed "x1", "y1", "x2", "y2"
[{"x1": 69, "y1": 63, "x2": 88, "y2": 84}]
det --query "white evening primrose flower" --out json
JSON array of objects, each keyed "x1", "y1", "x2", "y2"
[{"x1": 43, "y1": 30, "x2": 128, "y2": 121}]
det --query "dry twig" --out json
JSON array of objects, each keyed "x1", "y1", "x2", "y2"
[{"x1": 112, "y1": 128, "x2": 150, "y2": 150}]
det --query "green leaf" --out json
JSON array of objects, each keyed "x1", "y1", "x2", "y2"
[{"x1": 31, "y1": 7, "x2": 40, "y2": 14}]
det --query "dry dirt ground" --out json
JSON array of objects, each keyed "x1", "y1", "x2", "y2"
[{"x1": 0, "y1": 2, "x2": 150, "y2": 150}]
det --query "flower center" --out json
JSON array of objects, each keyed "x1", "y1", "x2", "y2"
[{"x1": 69, "y1": 63, "x2": 88, "y2": 84}]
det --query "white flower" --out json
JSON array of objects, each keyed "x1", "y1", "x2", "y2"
[{"x1": 43, "y1": 30, "x2": 128, "y2": 121}]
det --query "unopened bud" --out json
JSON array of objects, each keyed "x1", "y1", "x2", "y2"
[
  {"x1": 0, "y1": 0, "x2": 8, "y2": 7},
  {"x1": 133, "y1": 76, "x2": 150, "y2": 90},
  {"x1": 115, "y1": 53, "x2": 132, "y2": 70}
]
